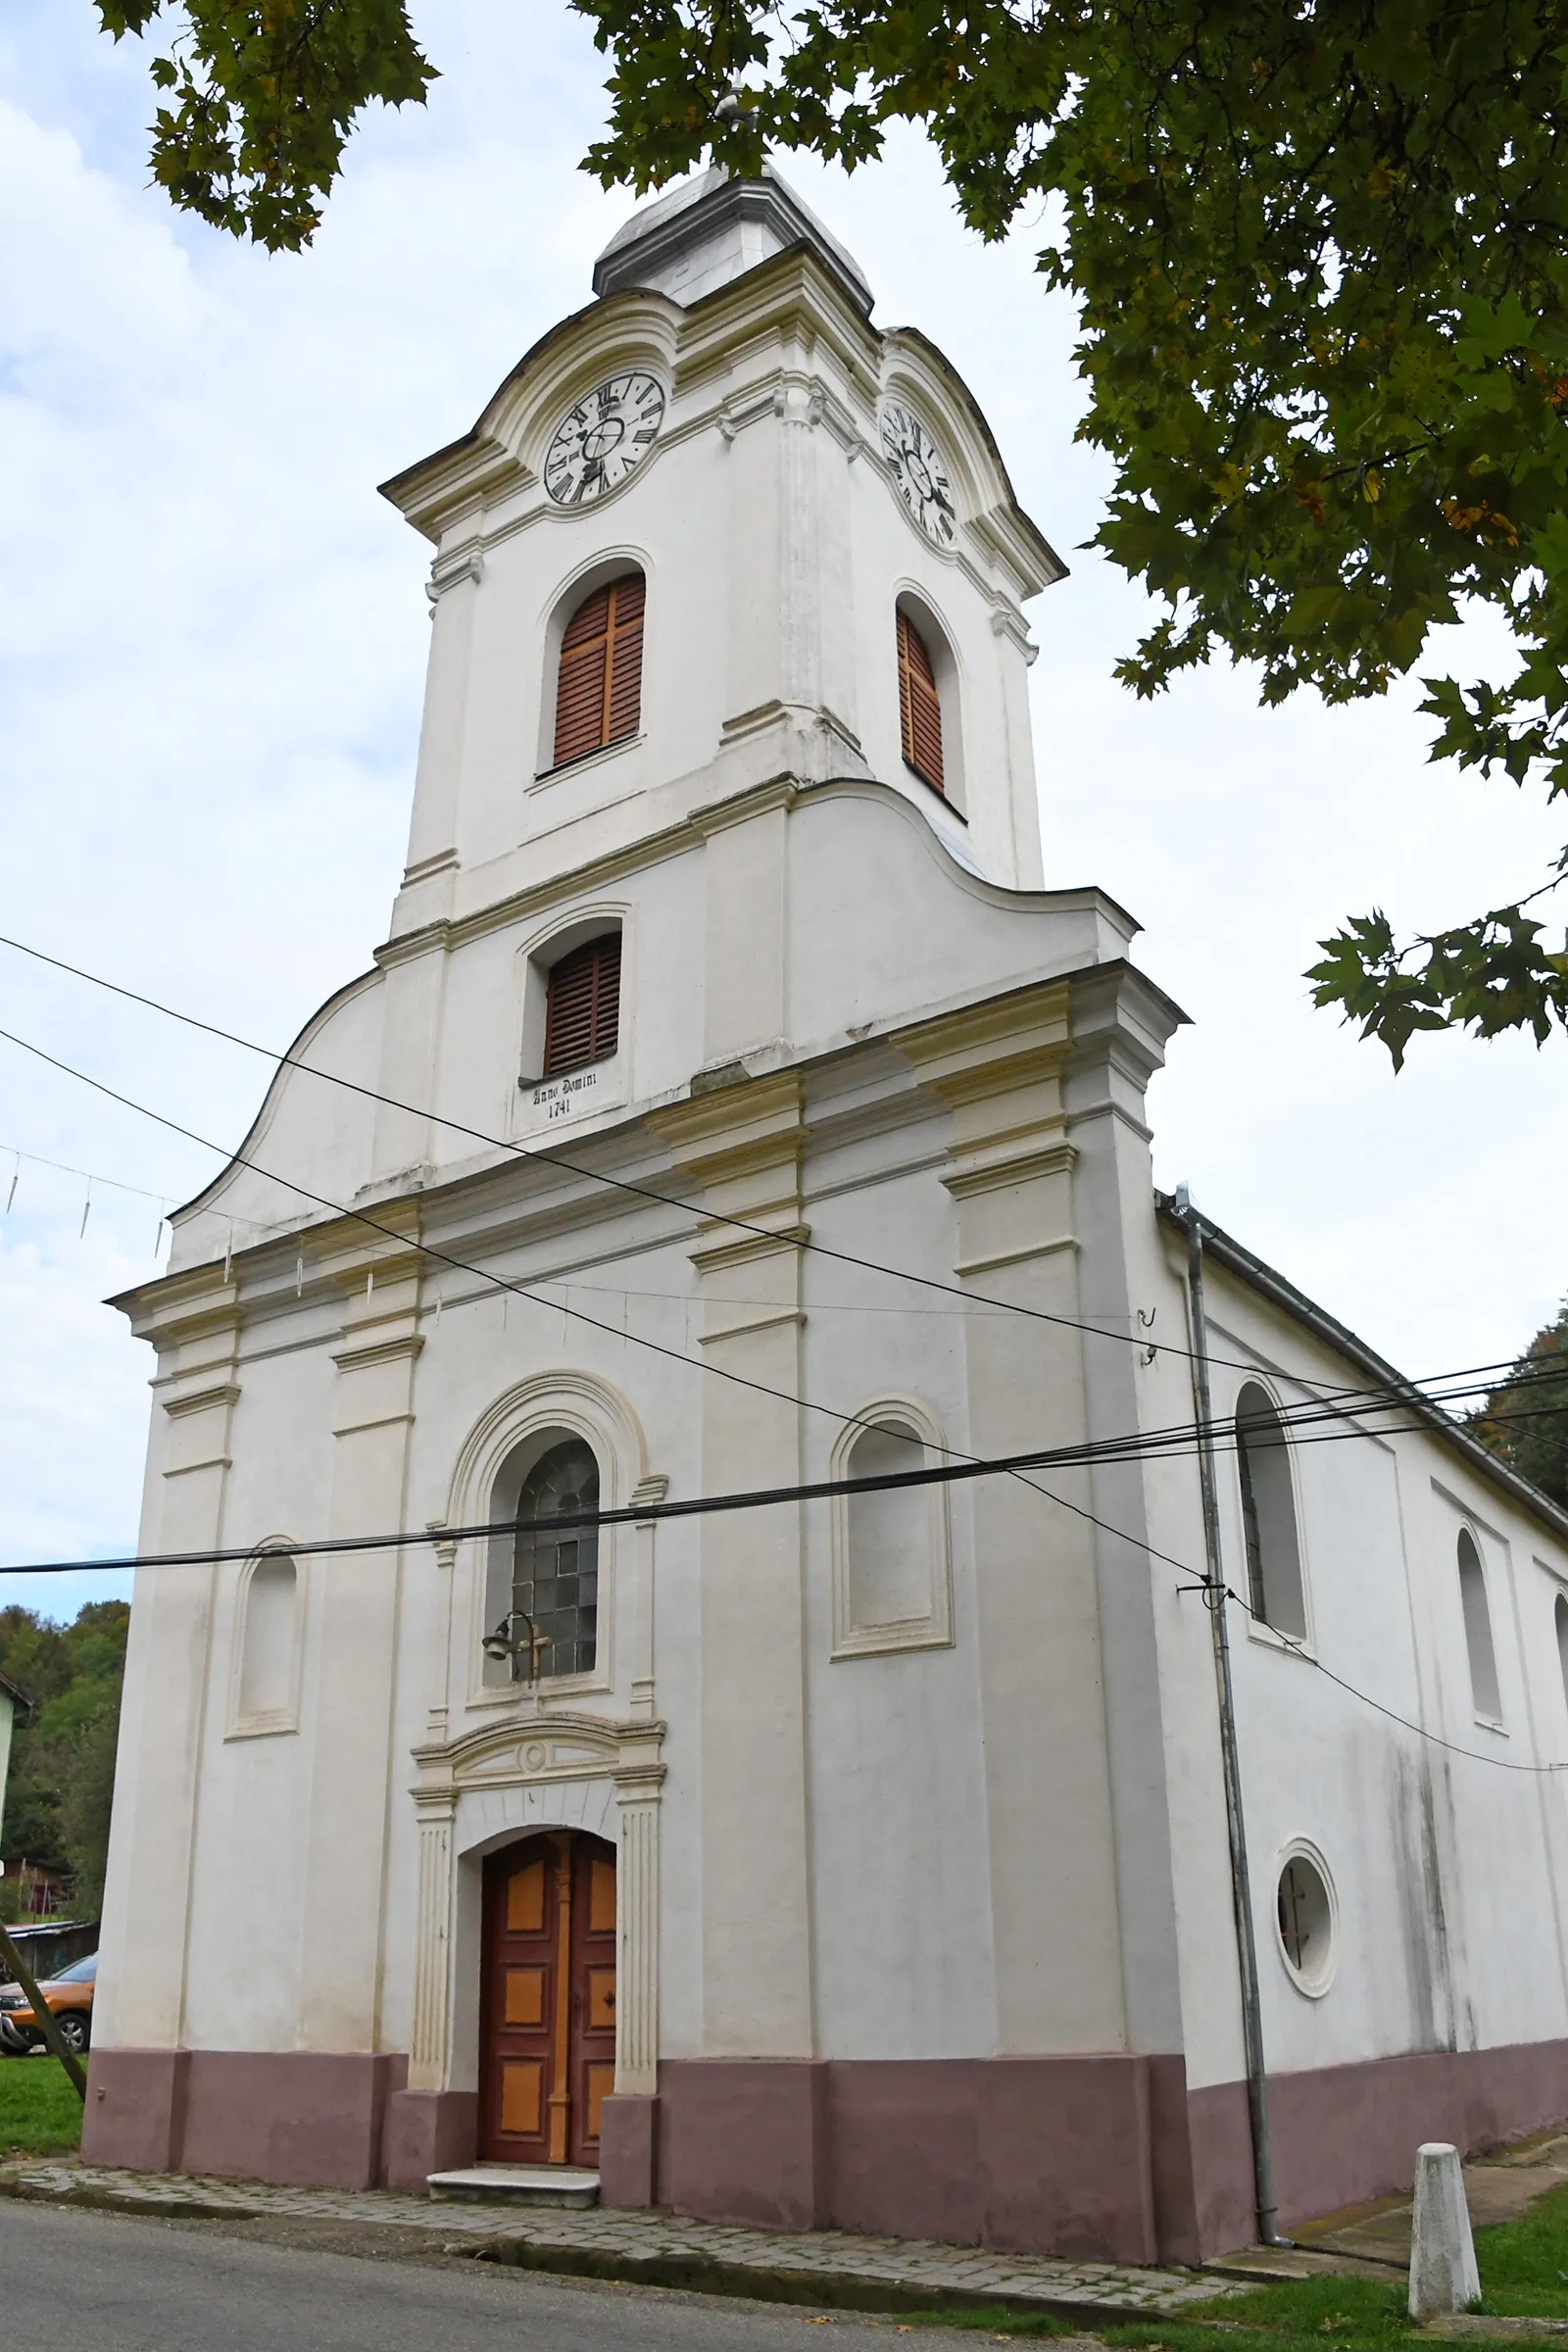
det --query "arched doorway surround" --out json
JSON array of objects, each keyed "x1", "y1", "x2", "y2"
[
  {"x1": 479, "y1": 1829, "x2": 616, "y2": 2166},
  {"x1": 405, "y1": 1711, "x2": 665, "y2": 2122}
]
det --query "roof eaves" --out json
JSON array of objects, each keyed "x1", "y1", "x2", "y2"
[{"x1": 1155, "y1": 1194, "x2": 1568, "y2": 1548}]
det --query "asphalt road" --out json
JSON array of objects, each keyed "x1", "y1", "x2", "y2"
[{"x1": 0, "y1": 2200, "x2": 909, "y2": 2352}]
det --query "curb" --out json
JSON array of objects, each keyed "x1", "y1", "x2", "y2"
[
  {"x1": 463, "y1": 2232, "x2": 1174, "y2": 2326},
  {"x1": 0, "y1": 2173, "x2": 1205, "y2": 2328},
  {"x1": 0, "y1": 2176, "x2": 262, "y2": 2225}
]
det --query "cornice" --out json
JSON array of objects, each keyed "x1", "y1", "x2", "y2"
[
  {"x1": 689, "y1": 1221, "x2": 810, "y2": 1278},
  {"x1": 892, "y1": 978, "x2": 1074, "y2": 1104},
  {"x1": 375, "y1": 773, "x2": 809, "y2": 967},
  {"x1": 942, "y1": 1140, "x2": 1077, "y2": 1200},
  {"x1": 331, "y1": 1333, "x2": 425, "y2": 1376},
  {"x1": 163, "y1": 1380, "x2": 242, "y2": 1420}
]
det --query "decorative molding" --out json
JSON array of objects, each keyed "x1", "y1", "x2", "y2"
[
  {"x1": 407, "y1": 1712, "x2": 667, "y2": 2102},
  {"x1": 445, "y1": 1369, "x2": 648, "y2": 1713},
  {"x1": 828, "y1": 1398, "x2": 954, "y2": 1660},
  {"x1": 614, "y1": 1793, "x2": 661, "y2": 2095},
  {"x1": 224, "y1": 1542, "x2": 306, "y2": 1742},
  {"x1": 688, "y1": 1222, "x2": 809, "y2": 1279},
  {"x1": 409, "y1": 1808, "x2": 454, "y2": 2087},
  {"x1": 941, "y1": 1141, "x2": 1077, "y2": 1202},
  {"x1": 164, "y1": 1381, "x2": 242, "y2": 1420},
  {"x1": 401, "y1": 848, "x2": 459, "y2": 889},
  {"x1": 425, "y1": 550, "x2": 485, "y2": 603},
  {"x1": 954, "y1": 1235, "x2": 1078, "y2": 1278},
  {"x1": 414, "y1": 1709, "x2": 665, "y2": 1797},
  {"x1": 990, "y1": 603, "x2": 1039, "y2": 663},
  {"x1": 699, "y1": 1306, "x2": 807, "y2": 1348},
  {"x1": 330, "y1": 1333, "x2": 426, "y2": 1377}
]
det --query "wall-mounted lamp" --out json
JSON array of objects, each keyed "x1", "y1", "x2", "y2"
[{"x1": 481, "y1": 1610, "x2": 550, "y2": 1686}]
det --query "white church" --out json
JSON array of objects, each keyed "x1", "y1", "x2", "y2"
[{"x1": 88, "y1": 167, "x2": 1568, "y2": 2263}]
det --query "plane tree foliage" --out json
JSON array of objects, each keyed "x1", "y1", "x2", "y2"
[{"x1": 94, "y1": 0, "x2": 1568, "y2": 1060}]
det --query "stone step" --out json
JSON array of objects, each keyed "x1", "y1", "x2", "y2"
[{"x1": 426, "y1": 2165, "x2": 600, "y2": 2210}]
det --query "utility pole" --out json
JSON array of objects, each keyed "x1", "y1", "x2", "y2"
[
  {"x1": 1177, "y1": 1185, "x2": 1282, "y2": 2248},
  {"x1": 0, "y1": 1921, "x2": 86, "y2": 2098}
]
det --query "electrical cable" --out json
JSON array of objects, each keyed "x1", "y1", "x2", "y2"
[
  {"x1": 0, "y1": 1021, "x2": 1138, "y2": 1550},
  {"x1": 5, "y1": 1396, "x2": 1561, "y2": 1775},
  {"x1": 5, "y1": 1032, "x2": 1566, "y2": 1780},
  {"x1": 0, "y1": 926, "x2": 1508, "y2": 1406},
  {"x1": 7, "y1": 1013, "x2": 1568, "y2": 1546}
]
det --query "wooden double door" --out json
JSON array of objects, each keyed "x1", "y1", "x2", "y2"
[{"x1": 478, "y1": 1830, "x2": 616, "y2": 2168}]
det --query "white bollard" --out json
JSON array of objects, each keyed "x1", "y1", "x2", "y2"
[{"x1": 1409, "y1": 2141, "x2": 1482, "y2": 2320}]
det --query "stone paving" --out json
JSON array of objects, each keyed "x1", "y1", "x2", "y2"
[{"x1": 0, "y1": 2159, "x2": 1236, "y2": 2319}]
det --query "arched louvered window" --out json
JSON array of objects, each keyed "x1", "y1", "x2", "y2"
[
  {"x1": 543, "y1": 932, "x2": 621, "y2": 1078},
  {"x1": 1235, "y1": 1383, "x2": 1307, "y2": 1640},
  {"x1": 514, "y1": 1437, "x2": 601, "y2": 1679},
  {"x1": 897, "y1": 610, "x2": 945, "y2": 795},
  {"x1": 553, "y1": 573, "x2": 645, "y2": 767}
]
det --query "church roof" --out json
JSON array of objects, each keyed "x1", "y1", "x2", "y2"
[{"x1": 592, "y1": 164, "x2": 874, "y2": 317}]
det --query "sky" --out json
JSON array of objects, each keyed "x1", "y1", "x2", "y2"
[{"x1": 2, "y1": 0, "x2": 1564, "y2": 1621}]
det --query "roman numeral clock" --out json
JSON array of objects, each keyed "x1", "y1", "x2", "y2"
[
  {"x1": 545, "y1": 372, "x2": 666, "y2": 505},
  {"x1": 879, "y1": 401, "x2": 956, "y2": 545}
]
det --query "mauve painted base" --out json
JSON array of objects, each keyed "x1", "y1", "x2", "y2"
[
  {"x1": 383, "y1": 2088, "x2": 479, "y2": 2190},
  {"x1": 601, "y1": 2094, "x2": 659, "y2": 2208},
  {"x1": 654, "y1": 2055, "x2": 1197, "y2": 2261},
  {"x1": 82, "y1": 2049, "x2": 407, "y2": 2189},
  {"x1": 81, "y1": 2039, "x2": 1568, "y2": 2259}
]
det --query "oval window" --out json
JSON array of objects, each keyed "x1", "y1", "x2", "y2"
[{"x1": 1275, "y1": 1845, "x2": 1338, "y2": 1996}]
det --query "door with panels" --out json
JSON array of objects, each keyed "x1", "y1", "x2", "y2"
[{"x1": 478, "y1": 1830, "x2": 616, "y2": 2166}]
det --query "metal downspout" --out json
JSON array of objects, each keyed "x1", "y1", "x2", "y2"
[{"x1": 1177, "y1": 1184, "x2": 1285, "y2": 2248}]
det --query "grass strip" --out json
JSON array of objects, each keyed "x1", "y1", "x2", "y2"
[{"x1": 0, "y1": 2054, "x2": 84, "y2": 2157}]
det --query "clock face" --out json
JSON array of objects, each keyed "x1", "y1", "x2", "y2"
[
  {"x1": 545, "y1": 371, "x2": 665, "y2": 506},
  {"x1": 880, "y1": 401, "x2": 956, "y2": 545}
]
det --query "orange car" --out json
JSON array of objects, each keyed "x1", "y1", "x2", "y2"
[{"x1": 0, "y1": 1950, "x2": 96, "y2": 2056}]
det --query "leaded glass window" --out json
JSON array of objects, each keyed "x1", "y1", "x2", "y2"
[{"x1": 514, "y1": 1438, "x2": 600, "y2": 1679}]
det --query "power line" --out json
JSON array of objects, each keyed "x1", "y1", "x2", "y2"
[
  {"x1": 7, "y1": 1013, "x2": 1567, "y2": 1543},
  {"x1": 6, "y1": 1027, "x2": 1566, "y2": 1779},
  {"x1": 1215, "y1": 1579, "x2": 1568, "y2": 1777},
  {"x1": 9, "y1": 934, "x2": 1566, "y2": 1437},
  {"x1": 0, "y1": 1021, "x2": 1136, "y2": 1549},
  {"x1": 0, "y1": 926, "x2": 1479, "y2": 1403},
  {"x1": 5, "y1": 1393, "x2": 1561, "y2": 1778}
]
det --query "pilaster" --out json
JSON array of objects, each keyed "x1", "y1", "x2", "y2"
[
  {"x1": 98, "y1": 1272, "x2": 241, "y2": 2052},
  {"x1": 894, "y1": 983, "x2": 1127, "y2": 2055},
  {"x1": 300, "y1": 1204, "x2": 425, "y2": 2052},
  {"x1": 652, "y1": 1074, "x2": 814, "y2": 2058}
]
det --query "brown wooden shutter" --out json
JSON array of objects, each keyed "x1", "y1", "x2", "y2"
[
  {"x1": 543, "y1": 933, "x2": 622, "y2": 1077},
  {"x1": 897, "y1": 611, "x2": 945, "y2": 795},
  {"x1": 552, "y1": 575, "x2": 645, "y2": 768}
]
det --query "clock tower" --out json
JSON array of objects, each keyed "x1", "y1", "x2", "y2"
[{"x1": 379, "y1": 159, "x2": 1064, "y2": 991}]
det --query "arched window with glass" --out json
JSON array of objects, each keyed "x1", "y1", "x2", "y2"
[
  {"x1": 1234, "y1": 1382, "x2": 1307, "y2": 1640},
  {"x1": 513, "y1": 1437, "x2": 601, "y2": 1680},
  {"x1": 1457, "y1": 1527, "x2": 1502, "y2": 1722}
]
